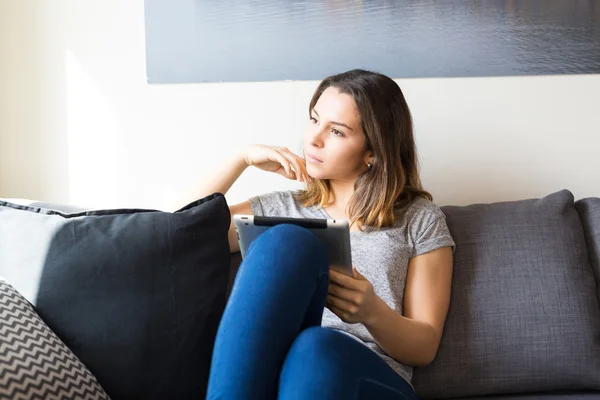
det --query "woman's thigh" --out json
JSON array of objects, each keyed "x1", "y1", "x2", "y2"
[
  {"x1": 278, "y1": 327, "x2": 417, "y2": 400},
  {"x1": 207, "y1": 224, "x2": 330, "y2": 400}
]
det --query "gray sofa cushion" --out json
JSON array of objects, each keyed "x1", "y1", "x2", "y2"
[
  {"x1": 575, "y1": 197, "x2": 600, "y2": 304},
  {"x1": 412, "y1": 190, "x2": 600, "y2": 399}
]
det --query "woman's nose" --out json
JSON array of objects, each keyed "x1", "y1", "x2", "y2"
[{"x1": 309, "y1": 128, "x2": 326, "y2": 148}]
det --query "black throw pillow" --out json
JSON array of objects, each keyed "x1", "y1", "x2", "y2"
[{"x1": 0, "y1": 193, "x2": 231, "y2": 399}]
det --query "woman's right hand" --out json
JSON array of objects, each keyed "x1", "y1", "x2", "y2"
[{"x1": 242, "y1": 144, "x2": 312, "y2": 183}]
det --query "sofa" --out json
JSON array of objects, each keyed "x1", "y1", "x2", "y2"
[{"x1": 1, "y1": 189, "x2": 600, "y2": 399}]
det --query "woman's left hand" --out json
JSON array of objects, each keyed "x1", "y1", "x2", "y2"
[{"x1": 326, "y1": 266, "x2": 382, "y2": 325}]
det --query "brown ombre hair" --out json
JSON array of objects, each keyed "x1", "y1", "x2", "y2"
[{"x1": 296, "y1": 69, "x2": 432, "y2": 231}]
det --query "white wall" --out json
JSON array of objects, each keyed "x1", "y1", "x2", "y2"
[{"x1": 1, "y1": 0, "x2": 599, "y2": 211}]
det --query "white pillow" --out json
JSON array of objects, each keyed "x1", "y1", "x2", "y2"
[{"x1": 0, "y1": 278, "x2": 110, "y2": 399}]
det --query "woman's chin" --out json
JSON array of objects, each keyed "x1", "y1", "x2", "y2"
[
  {"x1": 306, "y1": 168, "x2": 326, "y2": 181},
  {"x1": 306, "y1": 164, "x2": 321, "y2": 179}
]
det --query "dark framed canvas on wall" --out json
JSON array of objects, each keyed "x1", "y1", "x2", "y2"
[{"x1": 144, "y1": 0, "x2": 600, "y2": 83}]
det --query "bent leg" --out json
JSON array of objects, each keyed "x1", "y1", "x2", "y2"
[
  {"x1": 207, "y1": 224, "x2": 330, "y2": 400},
  {"x1": 278, "y1": 327, "x2": 417, "y2": 400}
]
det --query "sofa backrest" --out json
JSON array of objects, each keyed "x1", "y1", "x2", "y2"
[
  {"x1": 412, "y1": 189, "x2": 600, "y2": 398},
  {"x1": 575, "y1": 197, "x2": 600, "y2": 306}
]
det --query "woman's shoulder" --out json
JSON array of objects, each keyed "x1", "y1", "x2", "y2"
[
  {"x1": 401, "y1": 196, "x2": 455, "y2": 253},
  {"x1": 406, "y1": 196, "x2": 445, "y2": 216},
  {"x1": 395, "y1": 196, "x2": 447, "y2": 229}
]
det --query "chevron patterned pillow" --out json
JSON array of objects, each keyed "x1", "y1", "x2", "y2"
[{"x1": 0, "y1": 278, "x2": 109, "y2": 400}]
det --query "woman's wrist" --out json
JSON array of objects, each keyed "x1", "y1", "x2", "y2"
[
  {"x1": 233, "y1": 146, "x2": 250, "y2": 168},
  {"x1": 235, "y1": 151, "x2": 250, "y2": 171},
  {"x1": 364, "y1": 295, "x2": 388, "y2": 328}
]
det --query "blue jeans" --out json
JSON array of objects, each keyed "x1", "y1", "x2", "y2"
[{"x1": 207, "y1": 224, "x2": 418, "y2": 400}]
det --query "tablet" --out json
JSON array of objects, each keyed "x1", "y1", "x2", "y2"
[{"x1": 233, "y1": 215, "x2": 353, "y2": 276}]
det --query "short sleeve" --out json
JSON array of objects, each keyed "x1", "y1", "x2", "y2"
[
  {"x1": 248, "y1": 195, "x2": 266, "y2": 216},
  {"x1": 247, "y1": 191, "x2": 299, "y2": 217},
  {"x1": 413, "y1": 215, "x2": 456, "y2": 257}
]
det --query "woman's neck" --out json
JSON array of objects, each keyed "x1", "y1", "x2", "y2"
[{"x1": 325, "y1": 179, "x2": 355, "y2": 220}]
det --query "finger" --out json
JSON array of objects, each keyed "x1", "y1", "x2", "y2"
[
  {"x1": 280, "y1": 148, "x2": 311, "y2": 183},
  {"x1": 327, "y1": 305, "x2": 349, "y2": 322},
  {"x1": 325, "y1": 295, "x2": 356, "y2": 312},
  {"x1": 329, "y1": 268, "x2": 358, "y2": 288},
  {"x1": 328, "y1": 282, "x2": 358, "y2": 302},
  {"x1": 326, "y1": 294, "x2": 355, "y2": 312},
  {"x1": 352, "y1": 266, "x2": 365, "y2": 280},
  {"x1": 279, "y1": 165, "x2": 297, "y2": 179},
  {"x1": 326, "y1": 302, "x2": 342, "y2": 315},
  {"x1": 272, "y1": 153, "x2": 294, "y2": 178},
  {"x1": 289, "y1": 153, "x2": 311, "y2": 183},
  {"x1": 291, "y1": 155, "x2": 310, "y2": 183},
  {"x1": 277, "y1": 149, "x2": 305, "y2": 182},
  {"x1": 280, "y1": 151, "x2": 304, "y2": 181}
]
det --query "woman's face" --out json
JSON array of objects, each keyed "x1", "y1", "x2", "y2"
[{"x1": 304, "y1": 87, "x2": 370, "y2": 181}]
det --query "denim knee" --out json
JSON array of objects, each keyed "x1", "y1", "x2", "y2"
[{"x1": 285, "y1": 327, "x2": 346, "y2": 367}]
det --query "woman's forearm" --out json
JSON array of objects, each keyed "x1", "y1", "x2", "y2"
[
  {"x1": 198, "y1": 150, "x2": 248, "y2": 198},
  {"x1": 364, "y1": 297, "x2": 439, "y2": 368}
]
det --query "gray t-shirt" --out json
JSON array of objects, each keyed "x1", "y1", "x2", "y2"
[{"x1": 248, "y1": 190, "x2": 455, "y2": 385}]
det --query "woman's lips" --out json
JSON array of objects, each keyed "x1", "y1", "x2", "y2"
[{"x1": 306, "y1": 153, "x2": 323, "y2": 164}]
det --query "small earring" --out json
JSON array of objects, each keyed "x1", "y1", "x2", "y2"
[{"x1": 367, "y1": 163, "x2": 372, "y2": 169}]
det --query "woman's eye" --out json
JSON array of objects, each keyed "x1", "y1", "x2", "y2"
[
  {"x1": 332, "y1": 128, "x2": 345, "y2": 137},
  {"x1": 310, "y1": 117, "x2": 317, "y2": 123}
]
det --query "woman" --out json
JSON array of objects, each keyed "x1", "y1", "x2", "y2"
[{"x1": 202, "y1": 69, "x2": 455, "y2": 399}]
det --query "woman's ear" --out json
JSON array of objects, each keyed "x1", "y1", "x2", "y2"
[{"x1": 364, "y1": 153, "x2": 374, "y2": 170}]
